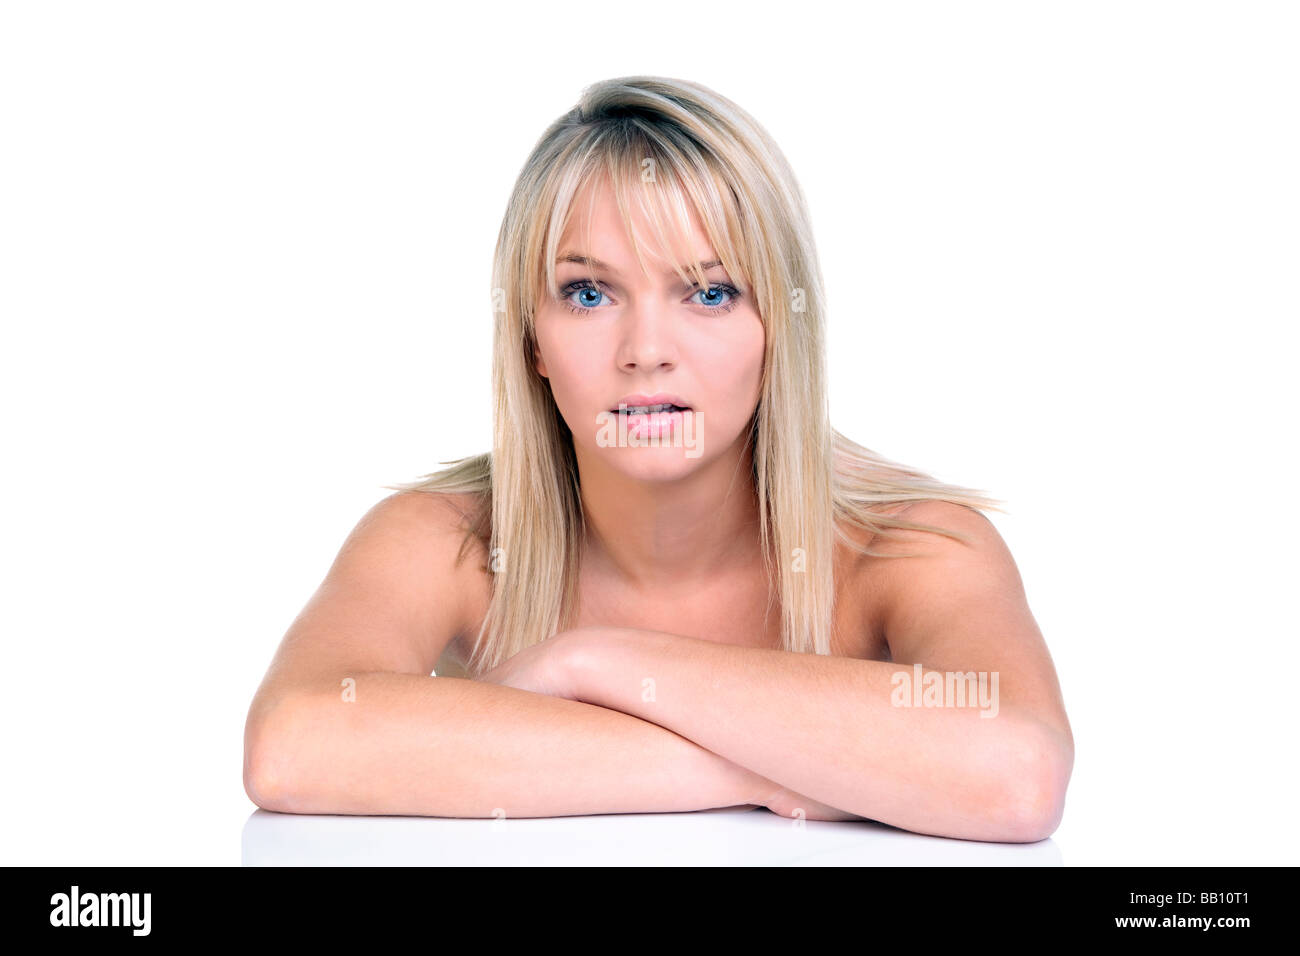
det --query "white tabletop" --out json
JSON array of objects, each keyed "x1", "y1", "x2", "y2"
[{"x1": 241, "y1": 805, "x2": 1062, "y2": 866}]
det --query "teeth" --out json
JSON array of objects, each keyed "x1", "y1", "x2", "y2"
[{"x1": 620, "y1": 403, "x2": 679, "y2": 414}]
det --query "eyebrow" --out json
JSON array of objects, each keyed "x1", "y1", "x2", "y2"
[{"x1": 556, "y1": 252, "x2": 724, "y2": 278}]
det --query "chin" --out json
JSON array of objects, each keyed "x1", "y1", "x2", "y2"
[{"x1": 603, "y1": 449, "x2": 707, "y2": 482}]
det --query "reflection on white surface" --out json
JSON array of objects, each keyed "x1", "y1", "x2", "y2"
[{"x1": 242, "y1": 805, "x2": 1062, "y2": 866}]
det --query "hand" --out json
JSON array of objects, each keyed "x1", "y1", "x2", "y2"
[
  {"x1": 475, "y1": 630, "x2": 583, "y2": 700},
  {"x1": 763, "y1": 783, "x2": 868, "y2": 823}
]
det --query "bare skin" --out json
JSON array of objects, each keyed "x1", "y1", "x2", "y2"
[
  {"x1": 437, "y1": 493, "x2": 913, "y2": 823},
  {"x1": 244, "y1": 175, "x2": 1072, "y2": 838},
  {"x1": 531, "y1": 176, "x2": 768, "y2": 596}
]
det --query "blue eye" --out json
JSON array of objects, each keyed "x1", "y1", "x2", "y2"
[
  {"x1": 691, "y1": 286, "x2": 738, "y2": 309},
  {"x1": 555, "y1": 280, "x2": 608, "y2": 314},
  {"x1": 557, "y1": 279, "x2": 742, "y2": 315}
]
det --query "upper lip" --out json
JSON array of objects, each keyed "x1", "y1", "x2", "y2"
[{"x1": 611, "y1": 393, "x2": 692, "y2": 410}]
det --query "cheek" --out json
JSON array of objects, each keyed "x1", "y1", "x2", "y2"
[
  {"x1": 542, "y1": 342, "x2": 589, "y2": 386},
  {"x1": 741, "y1": 327, "x2": 766, "y2": 392},
  {"x1": 709, "y1": 320, "x2": 765, "y2": 401},
  {"x1": 534, "y1": 315, "x2": 571, "y2": 379},
  {"x1": 534, "y1": 321, "x2": 595, "y2": 410}
]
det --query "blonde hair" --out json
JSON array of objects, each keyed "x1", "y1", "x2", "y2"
[{"x1": 385, "y1": 76, "x2": 1006, "y2": 677}]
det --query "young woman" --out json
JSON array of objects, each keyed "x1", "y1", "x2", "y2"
[{"x1": 243, "y1": 75, "x2": 1073, "y2": 842}]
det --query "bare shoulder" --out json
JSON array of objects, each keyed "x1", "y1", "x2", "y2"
[
  {"x1": 344, "y1": 491, "x2": 481, "y2": 584},
  {"x1": 370, "y1": 490, "x2": 491, "y2": 662},
  {"x1": 836, "y1": 499, "x2": 991, "y2": 567},
  {"x1": 866, "y1": 499, "x2": 1005, "y2": 559},
  {"x1": 834, "y1": 501, "x2": 960, "y2": 657},
  {"x1": 362, "y1": 487, "x2": 490, "y2": 621},
  {"x1": 865, "y1": 500, "x2": 1018, "y2": 608},
  {"x1": 841, "y1": 499, "x2": 1020, "y2": 654},
  {"x1": 267, "y1": 489, "x2": 488, "y2": 682},
  {"x1": 365, "y1": 488, "x2": 481, "y2": 535},
  {"x1": 867, "y1": 501, "x2": 1063, "y2": 694}
]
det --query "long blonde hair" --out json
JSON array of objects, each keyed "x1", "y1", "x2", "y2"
[{"x1": 385, "y1": 76, "x2": 1006, "y2": 676}]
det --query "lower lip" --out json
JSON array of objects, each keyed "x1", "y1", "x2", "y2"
[{"x1": 618, "y1": 408, "x2": 689, "y2": 438}]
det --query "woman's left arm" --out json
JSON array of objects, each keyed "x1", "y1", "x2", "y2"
[{"x1": 561, "y1": 502, "x2": 1074, "y2": 843}]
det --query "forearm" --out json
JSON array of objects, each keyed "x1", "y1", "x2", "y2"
[
  {"x1": 569, "y1": 629, "x2": 1071, "y2": 841},
  {"x1": 243, "y1": 671, "x2": 768, "y2": 818}
]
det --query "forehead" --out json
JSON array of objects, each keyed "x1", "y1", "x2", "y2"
[{"x1": 557, "y1": 175, "x2": 714, "y2": 272}]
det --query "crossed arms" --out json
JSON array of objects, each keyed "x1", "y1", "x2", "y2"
[{"x1": 243, "y1": 496, "x2": 1072, "y2": 842}]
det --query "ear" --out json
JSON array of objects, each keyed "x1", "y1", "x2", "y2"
[{"x1": 532, "y1": 340, "x2": 548, "y2": 378}]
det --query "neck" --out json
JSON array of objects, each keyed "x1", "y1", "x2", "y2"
[{"x1": 575, "y1": 437, "x2": 764, "y2": 592}]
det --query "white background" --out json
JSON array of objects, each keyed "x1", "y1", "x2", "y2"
[{"x1": 2, "y1": 1, "x2": 1295, "y2": 865}]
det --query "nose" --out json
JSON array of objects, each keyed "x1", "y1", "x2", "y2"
[{"x1": 616, "y1": 299, "x2": 678, "y2": 372}]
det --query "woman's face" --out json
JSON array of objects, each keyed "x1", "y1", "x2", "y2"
[{"x1": 533, "y1": 178, "x2": 765, "y2": 482}]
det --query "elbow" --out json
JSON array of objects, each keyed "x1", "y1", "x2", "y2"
[
  {"x1": 243, "y1": 696, "x2": 312, "y2": 813},
  {"x1": 985, "y1": 721, "x2": 1074, "y2": 843}
]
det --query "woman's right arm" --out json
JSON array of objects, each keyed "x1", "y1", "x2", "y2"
[{"x1": 242, "y1": 491, "x2": 771, "y2": 817}]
